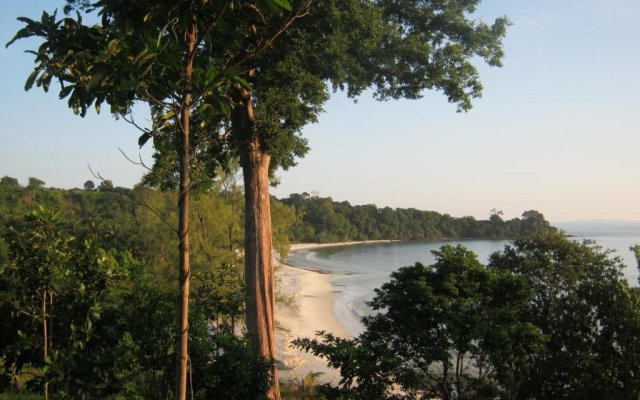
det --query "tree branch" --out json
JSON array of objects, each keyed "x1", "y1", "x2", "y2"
[
  {"x1": 122, "y1": 114, "x2": 153, "y2": 135},
  {"x1": 87, "y1": 163, "x2": 106, "y2": 183},
  {"x1": 118, "y1": 148, "x2": 152, "y2": 171},
  {"x1": 227, "y1": 0, "x2": 312, "y2": 70}
]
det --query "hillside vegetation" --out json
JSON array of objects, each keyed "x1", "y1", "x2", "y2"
[{"x1": 0, "y1": 176, "x2": 578, "y2": 400}]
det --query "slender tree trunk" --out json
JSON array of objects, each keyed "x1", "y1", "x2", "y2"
[
  {"x1": 175, "y1": 18, "x2": 196, "y2": 400},
  {"x1": 456, "y1": 351, "x2": 463, "y2": 400},
  {"x1": 42, "y1": 289, "x2": 49, "y2": 400},
  {"x1": 442, "y1": 361, "x2": 450, "y2": 400},
  {"x1": 48, "y1": 292, "x2": 53, "y2": 356},
  {"x1": 241, "y1": 136, "x2": 281, "y2": 400}
]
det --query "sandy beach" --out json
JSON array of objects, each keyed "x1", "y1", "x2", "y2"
[
  {"x1": 275, "y1": 240, "x2": 396, "y2": 384},
  {"x1": 275, "y1": 263, "x2": 348, "y2": 384},
  {"x1": 289, "y1": 239, "x2": 398, "y2": 252}
]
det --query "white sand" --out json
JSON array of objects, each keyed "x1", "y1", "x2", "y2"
[
  {"x1": 275, "y1": 263, "x2": 349, "y2": 385},
  {"x1": 289, "y1": 239, "x2": 398, "y2": 252},
  {"x1": 275, "y1": 240, "x2": 396, "y2": 384}
]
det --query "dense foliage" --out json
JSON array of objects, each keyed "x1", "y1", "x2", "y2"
[
  {"x1": 0, "y1": 177, "x2": 291, "y2": 398},
  {"x1": 0, "y1": 176, "x2": 568, "y2": 399},
  {"x1": 0, "y1": 176, "x2": 297, "y2": 277},
  {"x1": 295, "y1": 232, "x2": 640, "y2": 400},
  {"x1": 12, "y1": 0, "x2": 510, "y2": 397},
  {"x1": 282, "y1": 193, "x2": 555, "y2": 243}
]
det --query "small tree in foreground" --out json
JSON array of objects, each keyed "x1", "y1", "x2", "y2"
[{"x1": 1, "y1": 208, "x2": 131, "y2": 399}]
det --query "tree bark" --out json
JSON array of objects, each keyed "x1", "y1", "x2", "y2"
[
  {"x1": 231, "y1": 71, "x2": 281, "y2": 399},
  {"x1": 42, "y1": 289, "x2": 49, "y2": 400},
  {"x1": 241, "y1": 135, "x2": 281, "y2": 400},
  {"x1": 175, "y1": 18, "x2": 196, "y2": 400}
]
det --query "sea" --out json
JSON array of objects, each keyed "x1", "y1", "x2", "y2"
[{"x1": 285, "y1": 222, "x2": 640, "y2": 336}]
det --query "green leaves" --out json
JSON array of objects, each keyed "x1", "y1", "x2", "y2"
[
  {"x1": 296, "y1": 235, "x2": 640, "y2": 399},
  {"x1": 268, "y1": 0, "x2": 292, "y2": 12},
  {"x1": 488, "y1": 232, "x2": 640, "y2": 399},
  {"x1": 24, "y1": 70, "x2": 39, "y2": 91},
  {"x1": 138, "y1": 131, "x2": 152, "y2": 148}
]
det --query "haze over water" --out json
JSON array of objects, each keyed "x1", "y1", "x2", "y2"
[{"x1": 286, "y1": 222, "x2": 640, "y2": 336}]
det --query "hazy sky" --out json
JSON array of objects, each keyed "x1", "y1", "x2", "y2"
[{"x1": 1, "y1": 1, "x2": 639, "y2": 222}]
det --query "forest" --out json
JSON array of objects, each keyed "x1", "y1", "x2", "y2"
[
  {"x1": 0, "y1": 176, "x2": 290, "y2": 399},
  {"x1": 281, "y1": 193, "x2": 555, "y2": 243},
  {"x1": 1, "y1": 177, "x2": 640, "y2": 399},
  {"x1": 4, "y1": 0, "x2": 638, "y2": 399}
]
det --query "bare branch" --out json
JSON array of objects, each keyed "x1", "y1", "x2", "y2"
[
  {"x1": 87, "y1": 163, "x2": 106, "y2": 183},
  {"x1": 243, "y1": 3, "x2": 267, "y2": 24},
  {"x1": 195, "y1": 208, "x2": 214, "y2": 263},
  {"x1": 118, "y1": 148, "x2": 152, "y2": 171},
  {"x1": 138, "y1": 88, "x2": 174, "y2": 108},
  {"x1": 122, "y1": 114, "x2": 153, "y2": 134}
]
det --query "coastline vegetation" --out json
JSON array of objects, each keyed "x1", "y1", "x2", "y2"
[
  {"x1": 2, "y1": 177, "x2": 638, "y2": 399},
  {"x1": 295, "y1": 232, "x2": 640, "y2": 399},
  {"x1": 282, "y1": 193, "x2": 555, "y2": 243},
  {"x1": 4, "y1": 0, "x2": 636, "y2": 398},
  {"x1": 0, "y1": 177, "x2": 554, "y2": 399}
]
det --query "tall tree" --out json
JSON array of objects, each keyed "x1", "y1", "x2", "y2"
[
  {"x1": 144, "y1": 2, "x2": 509, "y2": 398},
  {"x1": 9, "y1": 1, "x2": 296, "y2": 398},
  {"x1": 13, "y1": 1, "x2": 510, "y2": 398},
  {"x1": 222, "y1": 3, "x2": 509, "y2": 398}
]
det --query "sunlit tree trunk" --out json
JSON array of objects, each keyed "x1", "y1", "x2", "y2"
[
  {"x1": 234, "y1": 86, "x2": 281, "y2": 400},
  {"x1": 242, "y1": 137, "x2": 279, "y2": 399},
  {"x1": 175, "y1": 17, "x2": 196, "y2": 400}
]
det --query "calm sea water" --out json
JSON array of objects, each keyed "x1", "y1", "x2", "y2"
[{"x1": 285, "y1": 223, "x2": 640, "y2": 336}]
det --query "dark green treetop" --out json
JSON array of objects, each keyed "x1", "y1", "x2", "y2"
[
  {"x1": 295, "y1": 233, "x2": 640, "y2": 399},
  {"x1": 8, "y1": 0, "x2": 299, "y2": 150},
  {"x1": 145, "y1": 0, "x2": 510, "y2": 184}
]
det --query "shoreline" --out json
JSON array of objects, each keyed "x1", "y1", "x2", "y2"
[
  {"x1": 289, "y1": 239, "x2": 400, "y2": 253},
  {"x1": 275, "y1": 238, "x2": 475, "y2": 383},
  {"x1": 276, "y1": 240, "x2": 393, "y2": 383},
  {"x1": 275, "y1": 240, "x2": 397, "y2": 385},
  {"x1": 275, "y1": 263, "x2": 350, "y2": 384}
]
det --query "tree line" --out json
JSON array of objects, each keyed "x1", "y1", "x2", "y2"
[
  {"x1": 0, "y1": 175, "x2": 296, "y2": 279},
  {"x1": 281, "y1": 193, "x2": 556, "y2": 243},
  {"x1": 2, "y1": 178, "x2": 639, "y2": 399}
]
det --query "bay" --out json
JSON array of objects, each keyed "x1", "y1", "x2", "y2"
[{"x1": 285, "y1": 223, "x2": 640, "y2": 336}]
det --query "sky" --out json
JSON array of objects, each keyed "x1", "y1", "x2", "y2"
[{"x1": 1, "y1": 1, "x2": 639, "y2": 222}]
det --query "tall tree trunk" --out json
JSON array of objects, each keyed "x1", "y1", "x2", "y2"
[
  {"x1": 241, "y1": 135, "x2": 281, "y2": 400},
  {"x1": 42, "y1": 289, "x2": 49, "y2": 400},
  {"x1": 175, "y1": 18, "x2": 196, "y2": 400},
  {"x1": 232, "y1": 75, "x2": 281, "y2": 399}
]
